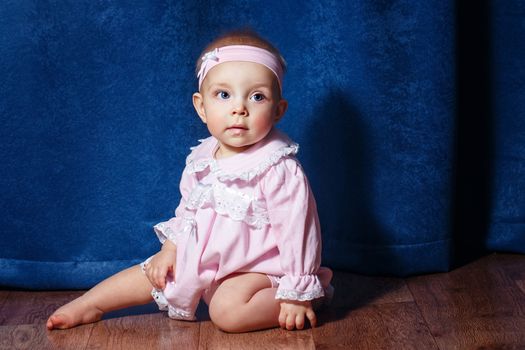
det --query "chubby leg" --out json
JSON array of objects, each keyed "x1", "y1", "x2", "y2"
[
  {"x1": 207, "y1": 273, "x2": 280, "y2": 333},
  {"x1": 46, "y1": 265, "x2": 153, "y2": 330}
]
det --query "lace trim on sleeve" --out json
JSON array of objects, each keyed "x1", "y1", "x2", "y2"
[
  {"x1": 153, "y1": 217, "x2": 196, "y2": 244},
  {"x1": 275, "y1": 288, "x2": 325, "y2": 301},
  {"x1": 275, "y1": 274, "x2": 325, "y2": 301}
]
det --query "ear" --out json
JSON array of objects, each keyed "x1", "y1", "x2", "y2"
[
  {"x1": 274, "y1": 98, "x2": 288, "y2": 123},
  {"x1": 192, "y1": 92, "x2": 207, "y2": 124}
]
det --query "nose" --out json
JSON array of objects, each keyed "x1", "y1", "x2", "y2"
[{"x1": 231, "y1": 99, "x2": 248, "y2": 117}]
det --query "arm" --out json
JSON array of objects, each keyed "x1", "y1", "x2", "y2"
[
  {"x1": 146, "y1": 168, "x2": 196, "y2": 290},
  {"x1": 262, "y1": 159, "x2": 324, "y2": 330}
]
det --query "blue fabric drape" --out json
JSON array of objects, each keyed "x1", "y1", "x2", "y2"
[
  {"x1": 1, "y1": 1, "x2": 523, "y2": 289},
  {"x1": 486, "y1": 1, "x2": 525, "y2": 253}
]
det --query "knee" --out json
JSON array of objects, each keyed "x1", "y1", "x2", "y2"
[{"x1": 208, "y1": 299, "x2": 245, "y2": 333}]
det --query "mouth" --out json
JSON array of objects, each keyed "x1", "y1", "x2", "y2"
[
  {"x1": 227, "y1": 125, "x2": 248, "y2": 130},
  {"x1": 226, "y1": 125, "x2": 248, "y2": 136}
]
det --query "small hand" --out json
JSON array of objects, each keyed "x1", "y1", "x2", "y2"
[
  {"x1": 144, "y1": 243, "x2": 177, "y2": 290},
  {"x1": 278, "y1": 300, "x2": 317, "y2": 330}
]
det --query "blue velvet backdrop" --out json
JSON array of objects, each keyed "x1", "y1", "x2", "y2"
[{"x1": 1, "y1": 1, "x2": 524, "y2": 289}]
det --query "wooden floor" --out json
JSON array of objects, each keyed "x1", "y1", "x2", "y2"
[{"x1": 1, "y1": 253, "x2": 525, "y2": 349}]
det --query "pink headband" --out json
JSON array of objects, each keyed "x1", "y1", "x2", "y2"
[{"x1": 197, "y1": 45, "x2": 284, "y2": 92}]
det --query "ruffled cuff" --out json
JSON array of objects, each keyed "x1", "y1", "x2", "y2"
[
  {"x1": 153, "y1": 217, "x2": 195, "y2": 245},
  {"x1": 275, "y1": 274, "x2": 325, "y2": 301}
]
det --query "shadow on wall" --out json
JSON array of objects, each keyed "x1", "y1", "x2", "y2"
[
  {"x1": 303, "y1": 89, "x2": 399, "y2": 275},
  {"x1": 451, "y1": 0, "x2": 493, "y2": 267}
]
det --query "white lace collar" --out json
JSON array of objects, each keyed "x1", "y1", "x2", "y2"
[{"x1": 185, "y1": 128, "x2": 299, "y2": 182}]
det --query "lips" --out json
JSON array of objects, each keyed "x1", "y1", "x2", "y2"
[
  {"x1": 226, "y1": 125, "x2": 248, "y2": 136},
  {"x1": 227, "y1": 125, "x2": 248, "y2": 130}
]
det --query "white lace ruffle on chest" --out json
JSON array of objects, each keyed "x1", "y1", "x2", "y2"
[
  {"x1": 216, "y1": 144, "x2": 299, "y2": 182},
  {"x1": 186, "y1": 182, "x2": 269, "y2": 229},
  {"x1": 185, "y1": 143, "x2": 299, "y2": 183},
  {"x1": 181, "y1": 132, "x2": 299, "y2": 229}
]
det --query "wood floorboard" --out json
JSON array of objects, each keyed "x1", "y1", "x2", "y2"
[
  {"x1": 313, "y1": 272, "x2": 411, "y2": 326},
  {"x1": 1, "y1": 253, "x2": 524, "y2": 349},
  {"x1": 313, "y1": 271, "x2": 438, "y2": 349},
  {"x1": 313, "y1": 302, "x2": 439, "y2": 349},
  {"x1": 0, "y1": 323, "x2": 93, "y2": 350},
  {"x1": 408, "y1": 253, "x2": 525, "y2": 349},
  {"x1": 327, "y1": 270, "x2": 414, "y2": 309},
  {"x1": 86, "y1": 313, "x2": 199, "y2": 350},
  {"x1": 198, "y1": 321, "x2": 315, "y2": 350},
  {"x1": 0, "y1": 291, "x2": 10, "y2": 320},
  {"x1": 0, "y1": 290, "x2": 84, "y2": 326},
  {"x1": 516, "y1": 280, "x2": 525, "y2": 297}
]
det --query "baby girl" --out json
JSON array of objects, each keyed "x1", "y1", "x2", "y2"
[{"x1": 47, "y1": 29, "x2": 332, "y2": 333}]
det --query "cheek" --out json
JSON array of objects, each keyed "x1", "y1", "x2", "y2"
[
  {"x1": 206, "y1": 117, "x2": 224, "y2": 133},
  {"x1": 251, "y1": 110, "x2": 277, "y2": 129},
  {"x1": 203, "y1": 106, "x2": 225, "y2": 125},
  {"x1": 251, "y1": 118, "x2": 272, "y2": 130}
]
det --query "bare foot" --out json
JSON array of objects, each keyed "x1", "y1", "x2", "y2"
[{"x1": 46, "y1": 297, "x2": 104, "y2": 330}]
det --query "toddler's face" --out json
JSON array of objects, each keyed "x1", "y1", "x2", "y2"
[{"x1": 193, "y1": 61, "x2": 287, "y2": 158}]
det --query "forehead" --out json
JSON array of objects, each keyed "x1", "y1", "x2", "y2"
[{"x1": 203, "y1": 61, "x2": 277, "y2": 87}]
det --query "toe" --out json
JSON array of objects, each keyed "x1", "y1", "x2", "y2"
[{"x1": 47, "y1": 314, "x2": 67, "y2": 330}]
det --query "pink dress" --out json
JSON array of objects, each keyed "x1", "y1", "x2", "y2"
[{"x1": 149, "y1": 128, "x2": 333, "y2": 320}]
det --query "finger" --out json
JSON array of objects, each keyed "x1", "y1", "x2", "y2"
[
  {"x1": 154, "y1": 268, "x2": 167, "y2": 289},
  {"x1": 145, "y1": 266, "x2": 155, "y2": 285},
  {"x1": 278, "y1": 310, "x2": 287, "y2": 329},
  {"x1": 154, "y1": 278, "x2": 164, "y2": 290},
  {"x1": 306, "y1": 309, "x2": 317, "y2": 328},
  {"x1": 147, "y1": 265, "x2": 160, "y2": 289},
  {"x1": 148, "y1": 274, "x2": 159, "y2": 289},
  {"x1": 295, "y1": 313, "x2": 305, "y2": 330},
  {"x1": 286, "y1": 313, "x2": 295, "y2": 330},
  {"x1": 148, "y1": 266, "x2": 158, "y2": 287}
]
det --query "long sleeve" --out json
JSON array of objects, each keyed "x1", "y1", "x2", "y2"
[
  {"x1": 261, "y1": 158, "x2": 325, "y2": 301},
  {"x1": 153, "y1": 168, "x2": 197, "y2": 245}
]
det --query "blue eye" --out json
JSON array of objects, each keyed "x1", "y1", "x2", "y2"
[
  {"x1": 217, "y1": 91, "x2": 230, "y2": 99},
  {"x1": 251, "y1": 93, "x2": 265, "y2": 102}
]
